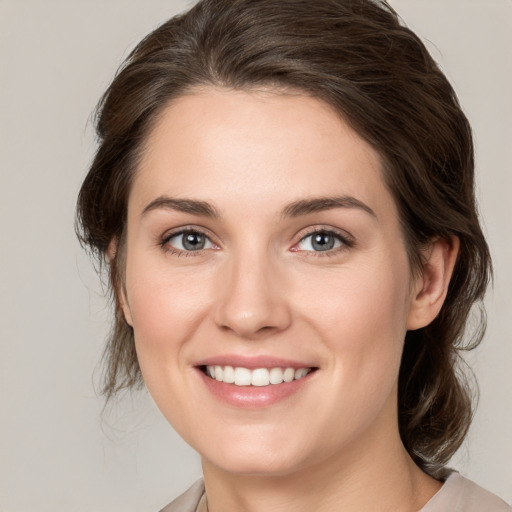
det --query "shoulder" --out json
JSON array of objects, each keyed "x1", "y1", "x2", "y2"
[
  {"x1": 157, "y1": 473, "x2": 511, "y2": 512},
  {"x1": 159, "y1": 479, "x2": 205, "y2": 512},
  {"x1": 421, "y1": 471, "x2": 512, "y2": 512}
]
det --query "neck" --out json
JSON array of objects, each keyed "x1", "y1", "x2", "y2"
[{"x1": 201, "y1": 418, "x2": 441, "y2": 512}]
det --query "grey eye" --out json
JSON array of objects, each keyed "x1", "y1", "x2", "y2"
[
  {"x1": 297, "y1": 231, "x2": 343, "y2": 252},
  {"x1": 312, "y1": 232, "x2": 335, "y2": 251},
  {"x1": 168, "y1": 231, "x2": 213, "y2": 251}
]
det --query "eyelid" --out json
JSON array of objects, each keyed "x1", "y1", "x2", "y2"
[
  {"x1": 158, "y1": 225, "x2": 354, "y2": 257},
  {"x1": 291, "y1": 226, "x2": 355, "y2": 254},
  {"x1": 159, "y1": 226, "x2": 220, "y2": 255}
]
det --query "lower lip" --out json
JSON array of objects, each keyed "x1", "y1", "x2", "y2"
[{"x1": 197, "y1": 369, "x2": 314, "y2": 408}]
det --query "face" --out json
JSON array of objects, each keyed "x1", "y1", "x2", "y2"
[{"x1": 120, "y1": 88, "x2": 422, "y2": 476}]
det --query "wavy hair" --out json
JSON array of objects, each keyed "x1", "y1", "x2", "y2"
[{"x1": 76, "y1": 0, "x2": 492, "y2": 477}]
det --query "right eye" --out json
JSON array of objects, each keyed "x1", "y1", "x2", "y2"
[{"x1": 164, "y1": 230, "x2": 215, "y2": 252}]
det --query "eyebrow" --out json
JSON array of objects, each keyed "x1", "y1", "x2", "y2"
[
  {"x1": 281, "y1": 196, "x2": 376, "y2": 219},
  {"x1": 141, "y1": 194, "x2": 376, "y2": 220},
  {"x1": 141, "y1": 196, "x2": 220, "y2": 218}
]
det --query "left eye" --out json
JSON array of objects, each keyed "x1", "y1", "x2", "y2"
[
  {"x1": 296, "y1": 231, "x2": 345, "y2": 252},
  {"x1": 166, "y1": 231, "x2": 214, "y2": 251}
]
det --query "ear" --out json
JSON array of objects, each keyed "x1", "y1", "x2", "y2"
[
  {"x1": 105, "y1": 238, "x2": 117, "y2": 264},
  {"x1": 407, "y1": 236, "x2": 459, "y2": 331},
  {"x1": 107, "y1": 238, "x2": 133, "y2": 327}
]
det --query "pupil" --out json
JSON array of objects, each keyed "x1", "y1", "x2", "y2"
[
  {"x1": 183, "y1": 232, "x2": 205, "y2": 251},
  {"x1": 312, "y1": 232, "x2": 334, "y2": 251}
]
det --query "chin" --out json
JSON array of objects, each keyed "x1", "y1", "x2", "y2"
[
  {"x1": 196, "y1": 427, "x2": 318, "y2": 477},
  {"x1": 204, "y1": 451, "x2": 308, "y2": 477}
]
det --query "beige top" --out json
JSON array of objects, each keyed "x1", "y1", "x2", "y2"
[{"x1": 159, "y1": 472, "x2": 511, "y2": 512}]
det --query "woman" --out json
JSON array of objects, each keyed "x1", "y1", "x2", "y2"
[{"x1": 76, "y1": 0, "x2": 510, "y2": 510}]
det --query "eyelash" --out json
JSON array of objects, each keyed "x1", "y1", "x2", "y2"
[
  {"x1": 293, "y1": 228, "x2": 355, "y2": 257},
  {"x1": 159, "y1": 227, "x2": 354, "y2": 258},
  {"x1": 159, "y1": 228, "x2": 216, "y2": 257}
]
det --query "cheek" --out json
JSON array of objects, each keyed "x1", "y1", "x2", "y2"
[
  {"x1": 301, "y1": 256, "x2": 410, "y2": 337},
  {"x1": 123, "y1": 251, "x2": 212, "y2": 366},
  {"x1": 299, "y1": 256, "x2": 411, "y2": 391},
  {"x1": 123, "y1": 254, "x2": 215, "y2": 435},
  {"x1": 285, "y1": 261, "x2": 411, "y2": 450}
]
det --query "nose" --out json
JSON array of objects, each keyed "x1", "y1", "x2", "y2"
[{"x1": 213, "y1": 250, "x2": 292, "y2": 339}]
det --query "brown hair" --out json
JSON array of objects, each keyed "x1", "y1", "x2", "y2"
[{"x1": 76, "y1": 0, "x2": 492, "y2": 477}]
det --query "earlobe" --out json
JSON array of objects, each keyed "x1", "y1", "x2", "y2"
[
  {"x1": 106, "y1": 238, "x2": 117, "y2": 264},
  {"x1": 118, "y1": 286, "x2": 133, "y2": 327},
  {"x1": 106, "y1": 238, "x2": 133, "y2": 327},
  {"x1": 407, "y1": 236, "x2": 460, "y2": 331}
]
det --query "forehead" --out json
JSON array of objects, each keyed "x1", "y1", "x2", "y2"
[{"x1": 130, "y1": 87, "x2": 395, "y2": 220}]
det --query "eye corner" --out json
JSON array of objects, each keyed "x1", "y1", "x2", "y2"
[
  {"x1": 159, "y1": 227, "x2": 220, "y2": 255},
  {"x1": 292, "y1": 227, "x2": 355, "y2": 256}
]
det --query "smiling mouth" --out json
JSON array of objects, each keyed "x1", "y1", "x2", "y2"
[{"x1": 201, "y1": 365, "x2": 316, "y2": 387}]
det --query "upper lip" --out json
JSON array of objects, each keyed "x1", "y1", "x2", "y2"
[{"x1": 194, "y1": 355, "x2": 317, "y2": 370}]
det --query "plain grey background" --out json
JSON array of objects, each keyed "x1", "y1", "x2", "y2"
[{"x1": 0, "y1": 1, "x2": 511, "y2": 510}]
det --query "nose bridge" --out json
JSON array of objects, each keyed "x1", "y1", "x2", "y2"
[{"x1": 214, "y1": 242, "x2": 291, "y2": 338}]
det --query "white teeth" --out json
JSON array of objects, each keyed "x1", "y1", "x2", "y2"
[
  {"x1": 269, "y1": 367, "x2": 284, "y2": 384},
  {"x1": 251, "y1": 368, "x2": 270, "y2": 386},
  {"x1": 234, "y1": 367, "x2": 251, "y2": 386},
  {"x1": 205, "y1": 365, "x2": 312, "y2": 386},
  {"x1": 294, "y1": 368, "x2": 309, "y2": 379},
  {"x1": 283, "y1": 368, "x2": 295, "y2": 382},
  {"x1": 223, "y1": 365, "x2": 235, "y2": 384}
]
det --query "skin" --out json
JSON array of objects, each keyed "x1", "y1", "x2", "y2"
[{"x1": 118, "y1": 88, "x2": 458, "y2": 512}]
